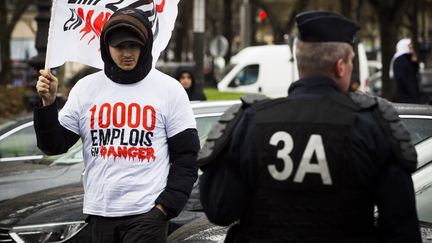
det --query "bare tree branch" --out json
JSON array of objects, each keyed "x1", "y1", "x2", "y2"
[
  {"x1": 0, "y1": 0, "x2": 35, "y2": 84},
  {"x1": 284, "y1": 0, "x2": 310, "y2": 34}
]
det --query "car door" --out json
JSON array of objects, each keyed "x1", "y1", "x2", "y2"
[{"x1": 412, "y1": 137, "x2": 432, "y2": 241}]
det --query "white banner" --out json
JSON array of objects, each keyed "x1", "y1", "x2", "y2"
[{"x1": 45, "y1": 0, "x2": 179, "y2": 69}]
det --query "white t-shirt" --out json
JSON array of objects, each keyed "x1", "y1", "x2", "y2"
[{"x1": 59, "y1": 69, "x2": 196, "y2": 217}]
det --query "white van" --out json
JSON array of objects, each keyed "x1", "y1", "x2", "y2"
[{"x1": 217, "y1": 43, "x2": 369, "y2": 98}]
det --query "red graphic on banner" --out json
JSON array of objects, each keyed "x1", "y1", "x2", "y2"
[
  {"x1": 156, "y1": 0, "x2": 166, "y2": 13},
  {"x1": 77, "y1": 8, "x2": 111, "y2": 45}
]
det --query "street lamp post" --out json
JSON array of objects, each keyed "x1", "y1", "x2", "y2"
[
  {"x1": 240, "y1": 0, "x2": 252, "y2": 48},
  {"x1": 28, "y1": 0, "x2": 51, "y2": 72},
  {"x1": 26, "y1": 0, "x2": 51, "y2": 110}
]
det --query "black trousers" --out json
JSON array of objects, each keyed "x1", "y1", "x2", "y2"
[{"x1": 88, "y1": 207, "x2": 168, "y2": 243}]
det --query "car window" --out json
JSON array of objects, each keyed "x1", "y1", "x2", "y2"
[
  {"x1": 229, "y1": 64, "x2": 259, "y2": 87},
  {"x1": 52, "y1": 141, "x2": 83, "y2": 165},
  {"x1": 0, "y1": 124, "x2": 41, "y2": 160},
  {"x1": 401, "y1": 117, "x2": 432, "y2": 145},
  {"x1": 196, "y1": 115, "x2": 221, "y2": 147}
]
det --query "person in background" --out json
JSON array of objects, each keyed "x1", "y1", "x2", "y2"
[
  {"x1": 198, "y1": 10, "x2": 421, "y2": 243},
  {"x1": 175, "y1": 69, "x2": 207, "y2": 101},
  {"x1": 34, "y1": 8, "x2": 199, "y2": 243},
  {"x1": 391, "y1": 38, "x2": 421, "y2": 103}
]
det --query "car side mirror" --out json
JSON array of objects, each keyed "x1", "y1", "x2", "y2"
[{"x1": 229, "y1": 78, "x2": 240, "y2": 87}]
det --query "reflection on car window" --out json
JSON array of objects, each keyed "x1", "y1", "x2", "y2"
[
  {"x1": 229, "y1": 64, "x2": 259, "y2": 87},
  {"x1": 196, "y1": 116, "x2": 220, "y2": 147},
  {"x1": 0, "y1": 125, "x2": 40, "y2": 158},
  {"x1": 402, "y1": 118, "x2": 432, "y2": 144}
]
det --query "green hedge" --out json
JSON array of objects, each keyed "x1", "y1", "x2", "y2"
[
  {"x1": 0, "y1": 86, "x2": 28, "y2": 123},
  {"x1": 204, "y1": 88, "x2": 247, "y2": 100}
]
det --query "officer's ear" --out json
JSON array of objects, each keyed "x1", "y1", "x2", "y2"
[{"x1": 335, "y1": 58, "x2": 346, "y2": 78}]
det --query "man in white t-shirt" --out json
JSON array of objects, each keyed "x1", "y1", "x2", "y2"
[{"x1": 34, "y1": 8, "x2": 199, "y2": 243}]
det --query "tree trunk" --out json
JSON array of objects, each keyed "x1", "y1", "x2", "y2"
[
  {"x1": 379, "y1": 20, "x2": 399, "y2": 99},
  {"x1": 0, "y1": 31, "x2": 13, "y2": 84},
  {"x1": 0, "y1": 0, "x2": 34, "y2": 84},
  {"x1": 284, "y1": 0, "x2": 310, "y2": 35},
  {"x1": 410, "y1": 0, "x2": 420, "y2": 58},
  {"x1": 174, "y1": 1, "x2": 192, "y2": 62},
  {"x1": 340, "y1": 0, "x2": 352, "y2": 18},
  {"x1": 369, "y1": 0, "x2": 409, "y2": 100},
  {"x1": 0, "y1": 1, "x2": 11, "y2": 84}
]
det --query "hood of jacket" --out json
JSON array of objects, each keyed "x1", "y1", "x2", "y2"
[
  {"x1": 100, "y1": 7, "x2": 153, "y2": 84},
  {"x1": 175, "y1": 68, "x2": 197, "y2": 92}
]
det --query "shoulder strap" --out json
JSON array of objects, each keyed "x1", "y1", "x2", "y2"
[
  {"x1": 197, "y1": 94, "x2": 269, "y2": 170},
  {"x1": 349, "y1": 92, "x2": 417, "y2": 172}
]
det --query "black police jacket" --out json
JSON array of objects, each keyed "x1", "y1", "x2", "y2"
[{"x1": 199, "y1": 77, "x2": 421, "y2": 243}]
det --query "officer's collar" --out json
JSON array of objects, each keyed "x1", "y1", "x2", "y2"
[{"x1": 288, "y1": 76, "x2": 340, "y2": 95}]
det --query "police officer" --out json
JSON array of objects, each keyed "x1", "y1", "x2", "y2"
[{"x1": 198, "y1": 11, "x2": 421, "y2": 243}]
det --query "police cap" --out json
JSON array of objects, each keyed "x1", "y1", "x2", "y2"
[{"x1": 296, "y1": 11, "x2": 360, "y2": 44}]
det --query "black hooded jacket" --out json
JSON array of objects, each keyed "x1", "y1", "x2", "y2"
[
  {"x1": 34, "y1": 8, "x2": 199, "y2": 219},
  {"x1": 175, "y1": 69, "x2": 207, "y2": 101},
  {"x1": 100, "y1": 8, "x2": 153, "y2": 84},
  {"x1": 392, "y1": 53, "x2": 420, "y2": 103}
]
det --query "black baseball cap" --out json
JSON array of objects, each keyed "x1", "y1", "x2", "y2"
[
  {"x1": 107, "y1": 28, "x2": 145, "y2": 47},
  {"x1": 296, "y1": 11, "x2": 360, "y2": 44}
]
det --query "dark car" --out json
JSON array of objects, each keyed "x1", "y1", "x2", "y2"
[
  {"x1": 0, "y1": 115, "x2": 83, "y2": 202},
  {"x1": 0, "y1": 101, "x2": 239, "y2": 243},
  {"x1": 0, "y1": 115, "x2": 42, "y2": 163}
]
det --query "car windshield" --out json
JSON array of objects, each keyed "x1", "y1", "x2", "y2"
[
  {"x1": 51, "y1": 141, "x2": 83, "y2": 165},
  {"x1": 196, "y1": 116, "x2": 221, "y2": 147},
  {"x1": 0, "y1": 123, "x2": 41, "y2": 160}
]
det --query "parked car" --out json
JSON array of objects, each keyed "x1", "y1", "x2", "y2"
[
  {"x1": 0, "y1": 115, "x2": 42, "y2": 163},
  {"x1": 0, "y1": 101, "x2": 431, "y2": 243},
  {"x1": 0, "y1": 143, "x2": 83, "y2": 202},
  {"x1": 0, "y1": 115, "x2": 83, "y2": 202},
  {"x1": 0, "y1": 100, "x2": 239, "y2": 243},
  {"x1": 167, "y1": 133, "x2": 432, "y2": 243}
]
